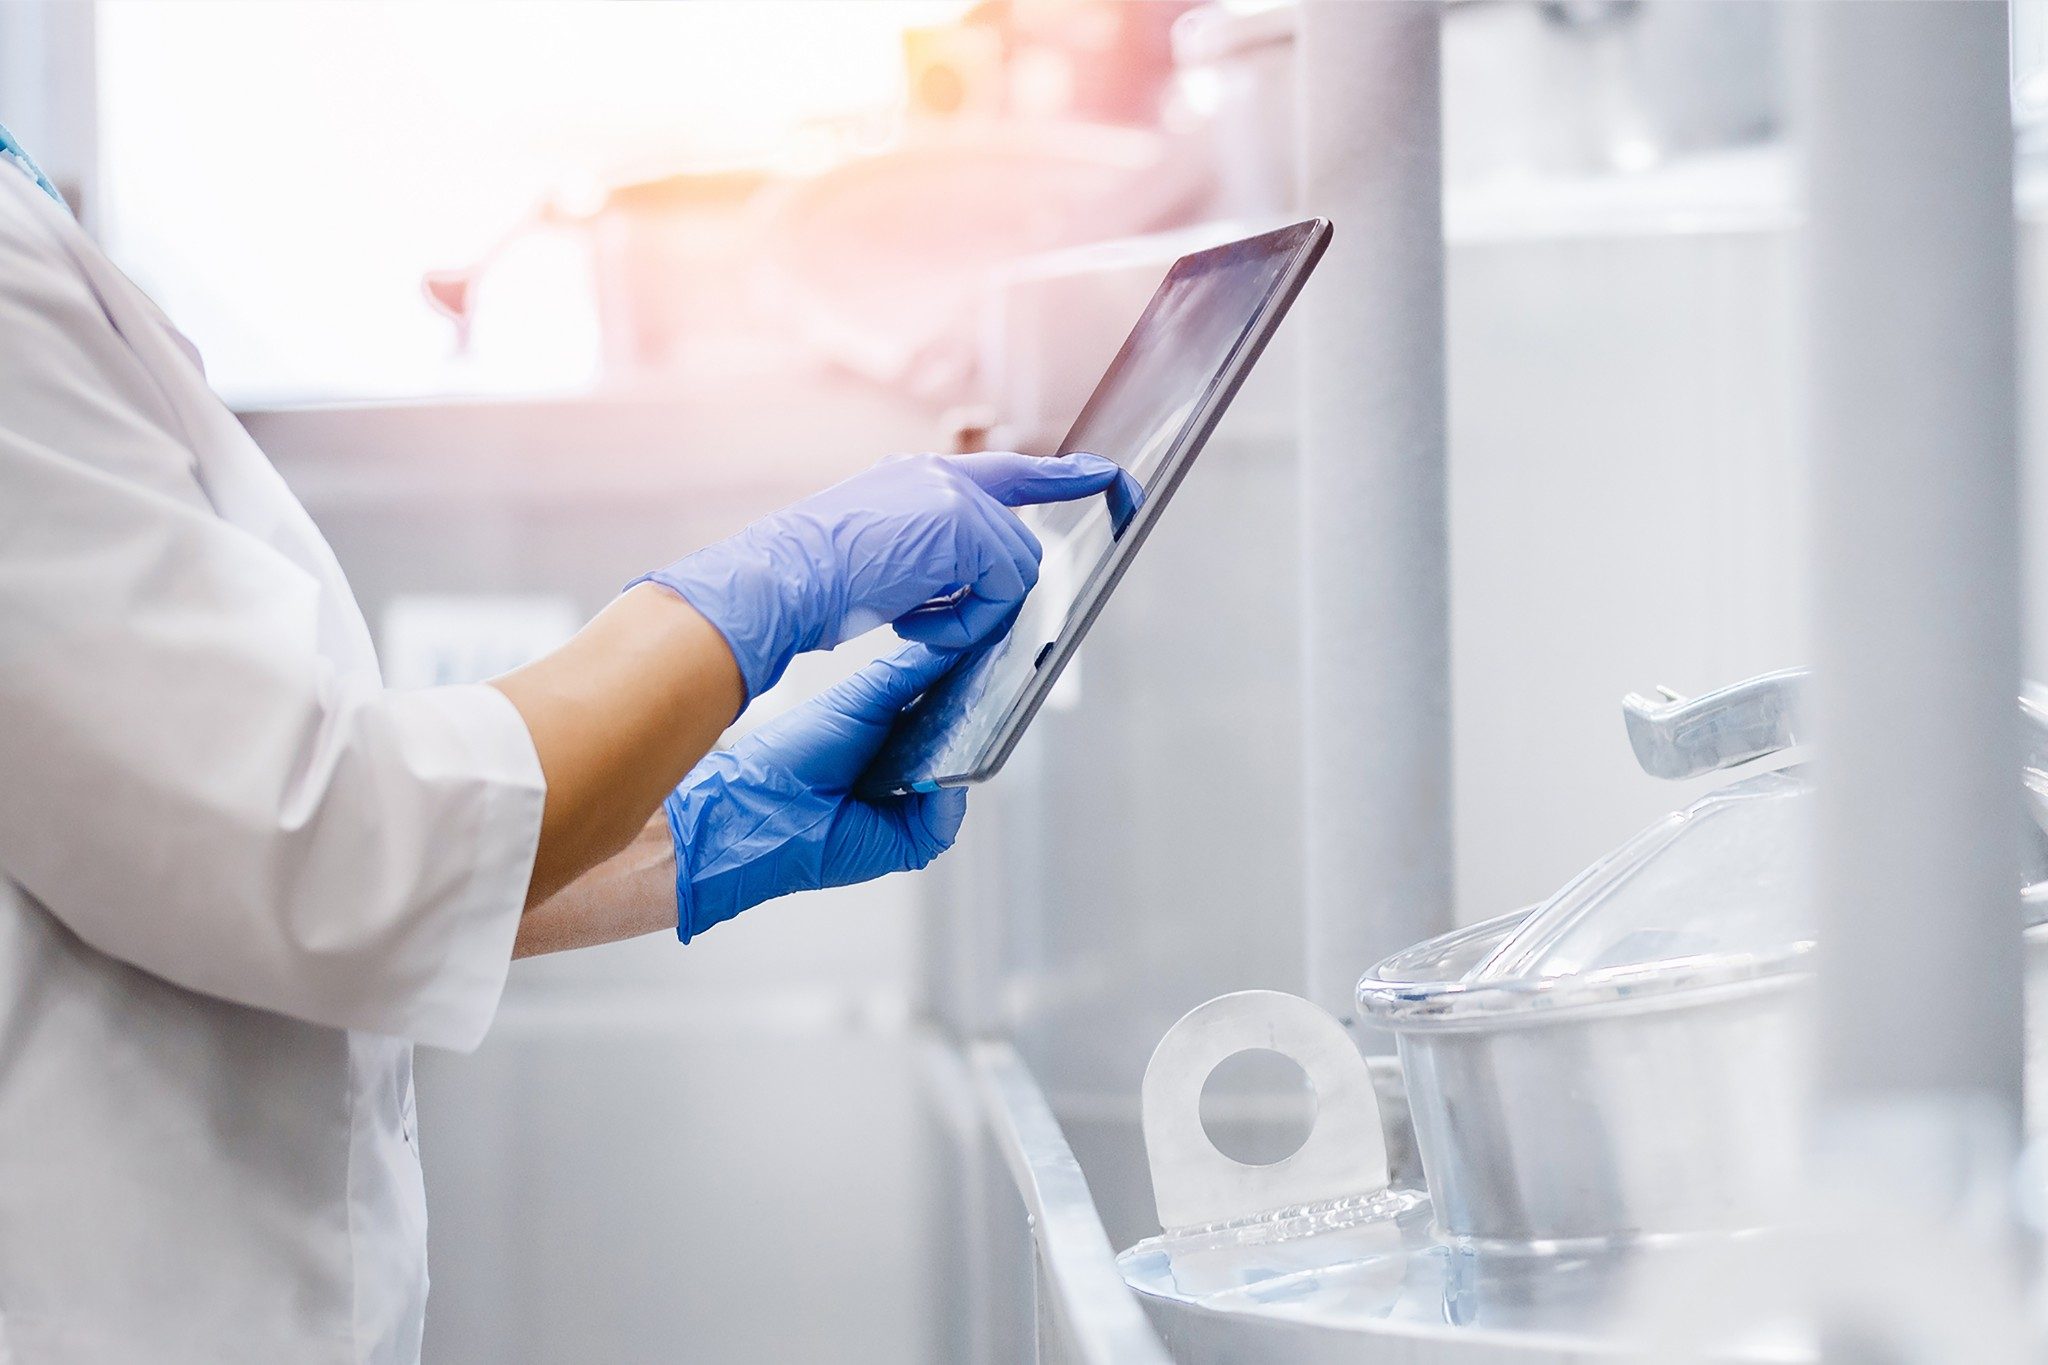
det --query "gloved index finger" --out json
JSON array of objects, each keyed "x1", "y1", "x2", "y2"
[
  {"x1": 950, "y1": 450, "x2": 1127, "y2": 508},
  {"x1": 1106, "y1": 465, "x2": 1145, "y2": 534}
]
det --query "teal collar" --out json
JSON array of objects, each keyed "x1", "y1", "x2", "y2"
[{"x1": 0, "y1": 122, "x2": 68, "y2": 210}]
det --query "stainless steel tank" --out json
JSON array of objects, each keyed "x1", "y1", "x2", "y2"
[
  {"x1": 1358, "y1": 767, "x2": 1815, "y2": 1245},
  {"x1": 1361, "y1": 669, "x2": 2048, "y2": 1247}
]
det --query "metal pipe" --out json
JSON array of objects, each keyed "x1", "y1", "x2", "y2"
[
  {"x1": 1802, "y1": 0, "x2": 2022, "y2": 1162},
  {"x1": 1799, "y1": 18, "x2": 2032, "y2": 1357},
  {"x1": 1296, "y1": 1, "x2": 1452, "y2": 1036}
]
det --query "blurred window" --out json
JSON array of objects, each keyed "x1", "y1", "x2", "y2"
[{"x1": 95, "y1": 0, "x2": 965, "y2": 405}]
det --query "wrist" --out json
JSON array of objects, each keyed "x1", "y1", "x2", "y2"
[
  {"x1": 619, "y1": 582, "x2": 746, "y2": 722},
  {"x1": 636, "y1": 525, "x2": 820, "y2": 703},
  {"x1": 660, "y1": 785, "x2": 702, "y2": 943}
]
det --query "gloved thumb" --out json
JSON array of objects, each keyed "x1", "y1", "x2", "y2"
[
  {"x1": 950, "y1": 450, "x2": 1126, "y2": 508},
  {"x1": 829, "y1": 642, "x2": 961, "y2": 722},
  {"x1": 904, "y1": 785, "x2": 968, "y2": 863}
]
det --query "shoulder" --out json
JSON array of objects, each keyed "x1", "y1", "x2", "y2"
[
  {"x1": 0, "y1": 167, "x2": 128, "y2": 360},
  {"x1": 0, "y1": 165, "x2": 84, "y2": 283},
  {"x1": 0, "y1": 168, "x2": 200, "y2": 496}
]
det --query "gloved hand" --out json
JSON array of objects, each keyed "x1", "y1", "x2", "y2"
[
  {"x1": 636, "y1": 450, "x2": 1129, "y2": 703},
  {"x1": 664, "y1": 643, "x2": 969, "y2": 941}
]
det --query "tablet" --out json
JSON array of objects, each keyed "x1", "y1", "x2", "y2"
[{"x1": 858, "y1": 218, "x2": 1331, "y2": 797}]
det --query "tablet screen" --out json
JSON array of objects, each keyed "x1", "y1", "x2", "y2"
[{"x1": 862, "y1": 220, "x2": 1326, "y2": 793}]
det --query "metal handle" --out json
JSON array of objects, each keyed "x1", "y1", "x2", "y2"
[
  {"x1": 2021, "y1": 682, "x2": 2048, "y2": 765},
  {"x1": 1621, "y1": 667, "x2": 1810, "y2": 780},
  {"x1": 1140, "y1": 990, "x2": 1389, "y2": 1231},
  {"x1": 1625, "y1": 668, "x2": 2048, "y2": 784}
]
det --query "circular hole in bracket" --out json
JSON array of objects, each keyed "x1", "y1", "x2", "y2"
[{"x1": 1199, "y1": 1047, "x2": 1318, "y2": 1167}]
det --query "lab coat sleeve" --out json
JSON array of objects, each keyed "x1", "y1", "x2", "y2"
[{"x1": 0, "y1": 187, "x2": 546, "y2": 1052}]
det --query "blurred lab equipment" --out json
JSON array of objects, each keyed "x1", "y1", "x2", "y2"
[
  {"x1": 420, "y1": 1, "x2": 1219, "y2": 401},
  {"x1": 756, "y1": 124, "x2": 1211, "y2": 398},
  {"x1": 906, "y1": 1, "x2": 1197, "y2": 128},
  {"x1": 1137, "y1": 991, "x2": 1413, "y2": 1233},
  {"x1": 1631, "y1": 671, "x2": 2048, "y2": 1145},
  {"x1": 1110, "y1": 664, "x2": 2048, "y2": 1358},
  {"x1": 423, "y1": 129, "x2": 1209, "y2": 400},
  {"x1": 1109, "y1": 685, "x2": 1809, "y2": 1355},
  {"x1": 1362, "y1": 731, "x2": 1817, "y2": 1250},
  {"x1": 1171, "y1": 0, "x2": 1782, "y2": 220},
  {"x1": 422, "y1": 168, "x2": 776, "y2": 377}
]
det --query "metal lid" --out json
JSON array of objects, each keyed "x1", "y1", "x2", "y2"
[
  {"x1": 1364, "y1": 667, "x2": 2048, "y2": 1030},
  {"x1": 1359, "y1": 769, "x2": 1815, "y2": 1031},
  {"x1": 1472, "y1": 768, "x2": 1813, "y2": 985}
]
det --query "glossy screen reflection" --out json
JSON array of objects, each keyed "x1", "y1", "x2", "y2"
[{"x1": 860, "y1": 224, "x2": 1318, "y2": 794}]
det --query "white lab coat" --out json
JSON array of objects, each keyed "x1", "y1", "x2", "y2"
[{"x1": 0, "y1": 166, "x2": 547, "y2": 1359}]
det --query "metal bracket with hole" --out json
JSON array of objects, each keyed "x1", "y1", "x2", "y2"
[{"x1": 1139, "y1": 990, "x2": 1390, "y2": 1231}]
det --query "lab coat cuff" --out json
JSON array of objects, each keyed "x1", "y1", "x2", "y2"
[{"x1": 394, "y1": 683, "x2": 547, "y2": 1051}]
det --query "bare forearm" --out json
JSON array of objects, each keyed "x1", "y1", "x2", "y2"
[
  {"x1": 514, "y1": 811, "x2": 677, "y2": 956},
  {"x1": 490, "y1": 583, "x2": 742, "y2": 907}
]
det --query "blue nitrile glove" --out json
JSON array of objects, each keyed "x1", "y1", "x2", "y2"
[
  {"x1": 665, "y1": 643, "x2": 970, "y2": 941},
  {"x1": 635, "y1": 450, "x2": 1129, "y2": 703}
]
